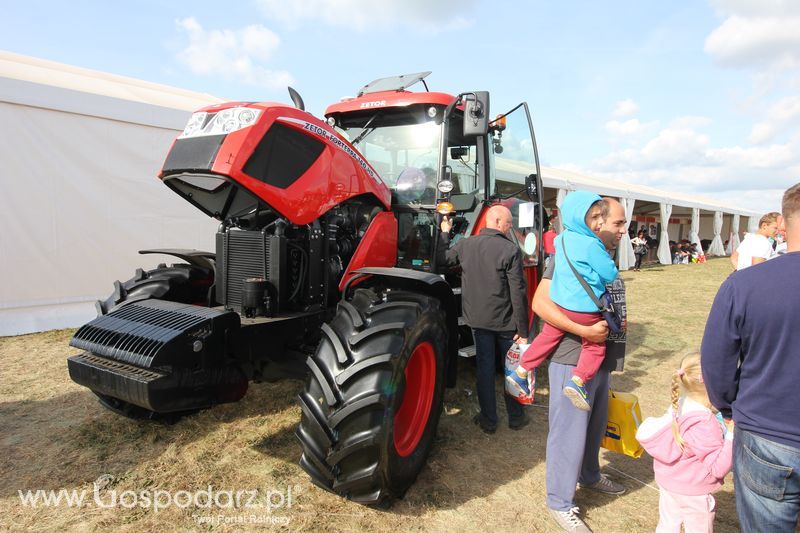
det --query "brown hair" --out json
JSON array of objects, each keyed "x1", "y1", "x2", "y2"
[
  {"x1": 600, "y1": 198, "x2": 613, "y2": 219},
  {"x1": 671, "y1": 352, "x2": 713, "y2": 450},
  {"x1": 759, "y1": 211, "x2": 780, "y2": 227},
  {"x1": 782, "y1": 182, "x2": 800, "y2": 222}
]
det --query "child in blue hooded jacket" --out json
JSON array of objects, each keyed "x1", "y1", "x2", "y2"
[{"x1": 507, "y1": 191, "x2": 618, "y2": 411}]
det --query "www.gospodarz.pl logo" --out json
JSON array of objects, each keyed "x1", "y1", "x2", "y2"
[{"x1": 17, "y1": 475, "x2": 300, "y2": 513}]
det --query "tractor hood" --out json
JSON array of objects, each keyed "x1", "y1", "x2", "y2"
[{"x1": 159, "y1": 103, "x2": 391, "y2": 225}]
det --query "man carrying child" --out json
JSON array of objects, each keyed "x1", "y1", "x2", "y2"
[
  {"x1": 507, "y1": 191, "x2": 619, "y2": 411},
  {"x1": 535, "y1": 197, "x2": 629, "y2": 532}
]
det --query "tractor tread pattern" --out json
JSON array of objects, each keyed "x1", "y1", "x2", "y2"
[
  {"x1": 305, "y1": 356, "x2": 339, "y2": 406},
  {"x1": 95, "y1": 263, "x2": 213, "y2": 316},
  {"x1": 338, "y1": 300, "x2": 364, "y2": 328},
  {"x1": 321, "y1": 323, "x2": 350, "y2": 365},
  {"x1": 297, "y1": 287, "x2": 447, "y2": 507},
  {"x1": 347, "y1": 322, "x2": 406, "y2": 347},
  {"x1": 335, "y1": 353, "x2": 392, "y2": 386}
]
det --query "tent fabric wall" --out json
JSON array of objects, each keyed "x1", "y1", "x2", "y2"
[
  {"x1": 657, "y1": 203, "x2": 673, "y2": 264},
  {"x1": 747, "y1": 216, "x2": 759, "y2": 233},
  {"x1": 618, "y1": 197, "x2": 635, "y2": 270},
  {"x1": 731, "y1": 214, "x2": 741, "y2": 251},
  {"x1": 689, "y1": 208, "x2": 704, "y2": 257},
  {"x1": 1, "y1": 52, "x2": 225, "y2": 336},
  {"x1": 708, "y1": 211, "x2": 726, "y2": 256},
  {"x1": 554, "y1": 188, "x2": 567, "y2": 233},
  {"x1": 0, "y1": 101, "x2": 219, "y2": 335}
]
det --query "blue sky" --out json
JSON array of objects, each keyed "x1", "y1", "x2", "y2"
[{"x1": 3, "y1": 0, "x2": 799, "y2": 214}]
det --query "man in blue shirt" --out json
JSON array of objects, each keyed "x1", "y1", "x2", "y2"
[{"x1": 701, "y1": 182, "x2": 800, "y2": 533}]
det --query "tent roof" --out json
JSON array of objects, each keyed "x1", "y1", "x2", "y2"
[
  {"x1": 541, "y1": 165, "x2": 759, "y2": 217},
  {"x1": 0, "y1": 50, "x2": 225, "y2": 129}
]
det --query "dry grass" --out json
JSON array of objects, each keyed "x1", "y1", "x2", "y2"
[{"x1": 0, "y1": 258, "x2": 739, "y2": 532}]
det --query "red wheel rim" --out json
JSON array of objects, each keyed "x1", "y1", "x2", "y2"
[{"x1": 393, "y1": 342, "x2": 436, "y2": 457}]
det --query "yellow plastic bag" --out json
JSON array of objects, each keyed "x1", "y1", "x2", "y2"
[{"x1": 601, "y1": 390, "x2": 644, "y2": 458}]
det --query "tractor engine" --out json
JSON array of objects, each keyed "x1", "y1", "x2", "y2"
[{"x1": 210, "y1": 201, "x2": 376, "y2": 318}]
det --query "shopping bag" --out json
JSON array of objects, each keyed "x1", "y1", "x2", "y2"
[
  {"x1": 504, "y1": 342, "x2": 534, "y2": 404},
  {"x1": 601, "y1": 389, "x2": 643, "y2": 458}
]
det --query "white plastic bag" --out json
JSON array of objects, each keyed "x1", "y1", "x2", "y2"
[{"x1": 504, "y1": 342, "x2": 535, "y2": 404}]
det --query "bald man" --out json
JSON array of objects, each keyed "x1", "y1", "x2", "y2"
[{"x1": 439, "y1": 205, "x2": 529, "y2": 433}]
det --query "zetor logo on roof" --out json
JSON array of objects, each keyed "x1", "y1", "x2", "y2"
[{"x1": 359, "y1": 100, "x2": 386, "y2": 109}]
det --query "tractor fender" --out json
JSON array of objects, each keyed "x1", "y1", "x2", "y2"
[
  {"x1": 343, "y1": 267, "x2": 458, "y2": 387},
  {"x1": 138, "y1": 249, "x2": 216, "y2": 271}
]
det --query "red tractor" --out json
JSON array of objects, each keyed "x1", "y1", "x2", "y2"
[{"x1": 67, "y1": 72, "x2": 545, "y2": 506}]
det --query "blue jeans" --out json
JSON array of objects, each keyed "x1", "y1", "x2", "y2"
[
  {"x1": 546, "y1": 361, "x2": 609, "y2": 511},
  {"x1": 734, "y1": 427, "x2": 800, "y2": 532},
  {"x1": 471, "y1": 328, "x2": 524, "y2": 429}
]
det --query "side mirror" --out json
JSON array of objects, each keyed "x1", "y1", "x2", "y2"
[
  {"x1": 525, "y1": 173, "x2": 539, "y2": 201},
  {"x1": 450, "y1": 146, "x2": 470, "y2": 159},
  {"x1": 463, "y1": 91, "x2": 490, "y2": 136},
  {"x1": 523, "y1": 233, "x2": 538, "y2": 256}
]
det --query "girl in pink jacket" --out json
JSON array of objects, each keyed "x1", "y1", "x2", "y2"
[{"x1": 636, "y1": 353, "x2": 734, "y2": 533}]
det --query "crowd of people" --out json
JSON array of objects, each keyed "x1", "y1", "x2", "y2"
[
  {"x1": 670, "y1": 240, "x2": 704, "y2": 264},
  {"x1": 438, "y1": 182, "x2": 800, "y2": 532}
]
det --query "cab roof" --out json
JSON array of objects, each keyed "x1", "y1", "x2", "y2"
[
  {"x1": 324, "y1": 71, "x2": 456, "y2": 117},
  {"x1": 325, "y1": 90, "x2": 456, "y2": 116}
]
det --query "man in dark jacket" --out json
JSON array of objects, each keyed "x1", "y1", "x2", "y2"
[{"x1": 440, "y1": 204, "x2": 529, "y2": 433}]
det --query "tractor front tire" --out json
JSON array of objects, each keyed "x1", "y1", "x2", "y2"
[
  {"x1": 296, "y1": 288, "x2": 447, "y2": 506},
  {"x1": 96, "y1": 263, "x2": 213, "y2": 315},
  {"x1": 90, "y1": 263, "x2": 214, "y2": 421}
]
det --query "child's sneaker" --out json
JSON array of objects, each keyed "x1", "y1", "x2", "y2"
[
  {"x1": 564, "y1": 376, "x2": 590, "y2": 411},
  {"x1": 506, "y1": 368, "x2": 531, "y2": 397}
]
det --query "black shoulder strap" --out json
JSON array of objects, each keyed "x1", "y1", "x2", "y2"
[{"x1": 561, "y1": 240, "x2": 605, "y2": 312}]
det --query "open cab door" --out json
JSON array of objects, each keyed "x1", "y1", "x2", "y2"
[{"x1": 488, "y1": 103, "x2": 545, "y2": 318}]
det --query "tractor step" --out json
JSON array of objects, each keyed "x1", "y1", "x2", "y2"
[{"x1": 457, "y1": 345, "x2": 476, "y2": 358}]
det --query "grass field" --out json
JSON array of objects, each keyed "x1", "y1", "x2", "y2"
[{"x1": 0, "y1": 257, "x2": 739, "y2": 532}]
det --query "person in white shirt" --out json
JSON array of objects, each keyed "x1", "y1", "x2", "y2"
[
  {"x1": 773, "y1": 230, "x2": 788, "y2": 257},
  {"x1": 730, "y1": 212, "x2": 780, "y2": 270}
]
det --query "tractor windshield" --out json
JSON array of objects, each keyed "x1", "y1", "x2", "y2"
[{"x1": 339, "y1": 121, "x2": 442, "y2": 205}]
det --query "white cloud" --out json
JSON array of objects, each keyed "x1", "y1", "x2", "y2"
[
  {"x1": 711, "y1": 188, "x2": 786, "y2": 215},
  {"x1": 175, "y1": 17, "x2": 293, "y2": 89},
  {"x1": 705, "y1": 15, "x2": 800, "y2": 69},
  {"x1": 640, "y1": 128, "x2": 711, "y2": 166},
  {"x1": 710, "y1": 0, "x2": 800, "y2": 18},
  {"x1": 568, "y1": 4, "x2": 800, "y2": 215},
  {"x1": 707, "y1": 142, "x2": 795, "y2": 168},
  {"x1": 749, "y1": 95, "x2": 800, "y2": 143},
  {"x1": 611, "y1": 99, "x2": 639, "y2": 117},
  {"x1": 605, "y1": 118, "x2": 660, "y2": 138},
  {"x1": 669, "y1": 116, "x2": 712, "y2": 129},
  {"x1": 606, "y1": 119, "x2": 640, "y2": 136},
  {"x1": 588, "y1": 118, "x2": 799, "y2": 212},
  {"x1": 254, "y1": 0, "x2": 476, "y2": 32}
]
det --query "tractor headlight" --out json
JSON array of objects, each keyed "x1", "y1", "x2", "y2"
[{"x1": 179, "y1": 107, "x2": 262, "y2": 139}]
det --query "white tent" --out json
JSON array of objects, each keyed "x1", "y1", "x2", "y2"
[
  {"x1": 496, "y1": 163, "x2": 760, "y2": 267},
  {"x1": 0, "y1": 51, "x2": 225, "y2": 335}
]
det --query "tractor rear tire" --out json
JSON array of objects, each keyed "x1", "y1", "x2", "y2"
[
  {"x1": 296, "y1": 288, "x2": 447, "y2": 507},
  {"x1": 96, "y1": 263, "x2": 213, "y2": 315}
]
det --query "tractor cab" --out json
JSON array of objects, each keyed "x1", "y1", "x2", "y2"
[{"x1": 325, "y1": 71, "x2": 545, "y2": 273}]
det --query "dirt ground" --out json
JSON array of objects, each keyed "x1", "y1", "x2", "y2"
[{"x1": 0, "y1": 258, "x2": 740, "y2": 532}]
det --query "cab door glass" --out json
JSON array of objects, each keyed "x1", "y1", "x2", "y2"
[
  {"x1": 489, "y1": 104, "x2": 541, "y2": 265},
  {"x1": 489, "y1": 106, "x2": 537, "y2": 198}
]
